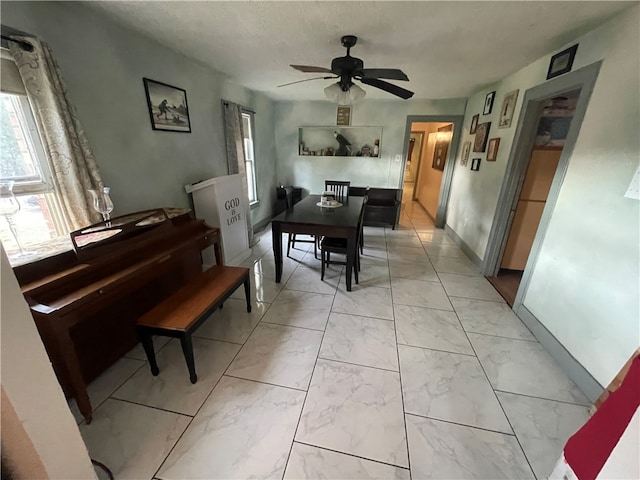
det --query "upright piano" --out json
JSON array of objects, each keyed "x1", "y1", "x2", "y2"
[{"x1": 13, "y1": 208, "x2": 220, "y2": 423}]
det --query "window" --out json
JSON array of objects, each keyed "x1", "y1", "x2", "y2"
[
  {"x1": 0, "y1": 91, "x2": 69, "y2": 264},
  {"x1": 241, "y1": 111, "x2": 258, "y2": 205}
]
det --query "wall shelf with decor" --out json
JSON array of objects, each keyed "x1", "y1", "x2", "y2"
[{"x1": 298, "y1": 126, "x2": 382, "y2": 157}]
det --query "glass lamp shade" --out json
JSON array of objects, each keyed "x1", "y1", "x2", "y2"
[{"x1": 324, "y1": 82, "x2": 366, "y2": 105}]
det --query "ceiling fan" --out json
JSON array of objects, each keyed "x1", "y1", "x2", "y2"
[{"x1": 279, "y1": 35, "x2": 414, "y2": 101}]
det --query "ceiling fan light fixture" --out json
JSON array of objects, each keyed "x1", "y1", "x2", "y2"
[{"x1": 324, "y1": 82, "x2": 366, "y2": 105}]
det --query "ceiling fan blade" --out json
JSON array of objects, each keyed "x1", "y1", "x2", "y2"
[
  {"x1": 277, "y1": 76, "x2": 336, "y2": 87},
  {"x1": 290, "y1": 64, "x2": 333, "y2": 74},
  {"x1": 359, "y1": 78, "x2": 414, "y2": 99},
  {"x1": 360, "y1": 69, "x2": 409, "y2": 81}
]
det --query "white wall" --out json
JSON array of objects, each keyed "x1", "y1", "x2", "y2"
[
  {"x1": 1, "y1": 1, "x2": 278, "y2": 227},
  {"x1": 1, "y1": 247, "x2": 97, "y2": 479},
  {"x1": 274, "y1": 98, "x2": 466, "y2": 194},
  {"x1": 446, "y1": 5, "x2": 640, "y2": 386}
]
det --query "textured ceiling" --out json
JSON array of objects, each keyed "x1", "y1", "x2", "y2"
[{"x1": 85, "y1": 1, "x2": 632, "y2": 100}]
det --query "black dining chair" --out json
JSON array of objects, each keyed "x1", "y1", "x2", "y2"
[
  {"x1": 325, "y1": 180, "x2": 351, "y2": 200},
  {"x1": 287, "y1": 232, "x2": 319, "y2": 259},
  {"x1": 320, "y1": 196, "x2": 367, "y2": 284},
  {"x1": 348, "y1": 186, "x2": 369, "y2": 254},
  {"x1": 288, "y1": 180, "x2": 351, "y2": 259},
  {"x1": 286, "y1": 193, "x2": 319, "y2": 259}
]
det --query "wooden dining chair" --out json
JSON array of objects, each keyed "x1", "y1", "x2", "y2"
[
  {"x1": 325, "y1": 180, "x2": 351, "y2": 199},
  {"x1": 320, "y1": 196, "x2": 367, "y2": 284}
]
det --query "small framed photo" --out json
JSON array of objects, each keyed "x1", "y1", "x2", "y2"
[
  {"x1": 432, "y1": 124, "x2": 452, "y2": 171},
  {"x1": 461, "y1": 141, "x2": 471, "y2": 167},
  {"x1": 336, "y1": 105, "x2": 351, "y2": 126},
  {"x1": 487, "y1": 138, "x2": 500, "y2": 161},
  {"x1": 546, "y1": 44, "x2": 578, "y2": 80},
  {"x1": 483, "y1": 91, "x2": 496, "y2": 115},
  {"x1": 470, "y1": 114, "x2": 479, "y2": 134},
  {"x1": 498, "y1": 90, "x2": 519, "y2": 129},
  {"x1": 473, "y1": 122, "x2": 491, "y2": 152},
  {"x1": 471, "y1": 158, "x2": 481, "y2": 171},
  {"x1": 143, "y1": 78, "x2": 191, "y2": 132}
]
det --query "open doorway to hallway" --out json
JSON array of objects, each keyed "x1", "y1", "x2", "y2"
[
  {"x1": 488, "y1": 90, "x2": 581, "y2": 306},
  {"x1": 402, "y1": 122, "x2": 453, "y2": 222}
]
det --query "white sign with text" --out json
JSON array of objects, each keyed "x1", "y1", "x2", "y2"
[{"x1": 185, "y1": 174, "x2": 250, "y2": 265}]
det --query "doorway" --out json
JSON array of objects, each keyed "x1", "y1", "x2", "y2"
[
  {"x1": 401, "y1": 121, "x2": 455, "y2": 223},
  {"x1": 400, "y1": 115, "x2": 463, "y2": 228},
  {"x1": 482, "y1": 62, "x2": 602, "y2": 312},
  {"x1": 488, "y1": 91, "x2": 580, "y2": 305},
  {"x1": 403, "y1": 131, "x2": 424, "y2": 196}
]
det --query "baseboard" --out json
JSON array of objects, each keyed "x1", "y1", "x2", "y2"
[
  {"x1": 444, "y1": 224, "x2": 483, "y2": 269},
  {"x1": 516, "y1": 304, "x2": 604, "y2": 403},
  {"x1": 253, "y1": 216, "x2": 271, "y2": 233},
  {"x1": 416, "y1": 200, "x2": 436, "y2": 223}
]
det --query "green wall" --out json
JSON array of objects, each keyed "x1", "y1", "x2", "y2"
[
  {"x1": 1, "y1": 1, "x2": 278, "y2": 226},
  {"x1": 274, "y1": 98, "x2": 466, "y2": 194},
  {"x1": 446, "y1": 4, "x2": 640, "y2": 386}
]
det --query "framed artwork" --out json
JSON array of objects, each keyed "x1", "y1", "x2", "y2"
[
  {"x1": 461, "y1": 141, "x2": 471, "y2": 166},
  {"x1": 498, "y1": 90, "x2": 519, "y2": 129},
  {"x1": 143, "y1": 78, "x2": 191, "y2": 132},
  {"x1": 336, "y1": 105, "x2": 351, "y2": 126},
  {"x1": 432, "y1": 124, "x2": 452, "y2": 171},
  {"x1": 487, "y1": 138, "x2": 500, "y2": 161},
  {"x1": 547, "y1": 44, "x2": 578, "y2": 80},
  {"x1": 471, "y1": 158, "x2": 481, "y2": 171},
  {"x1": 483, "y1": 91, "x2": 496, "y2": 115},
  {"x1": 470, "y1": 114, "x2": 479, "y2": 134},
  {"x1": 473, "y1": 122, "x2": 491, "y2": 152}
]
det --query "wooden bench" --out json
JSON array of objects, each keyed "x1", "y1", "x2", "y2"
[{"x1": 136, "y1": 265, "x2": 251, "y2": 384}]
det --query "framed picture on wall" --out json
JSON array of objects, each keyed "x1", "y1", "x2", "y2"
[
  {"x1": 471, "y1": 158, "x2": 481, "y2": 171},
  {"x1": 473, "y1": 122, "x2": 491, "y2": 152},
  {"x1": 498, "y1": 89, "x2": 519, "y2": 129},
  {"x1": 487, "y1": 138, "x2": 500, "y2": 161},
  {"x1": 483, "y1": 91, "x2": 496, "y2": 115},
  {"x1": 547, "y1": 44, "x2": 579, "y2": 80},
  {"x1": 470, "y1": 114, "x2": 479, "y2": 134},
  {"x1": 461, "y1": 141, "x2": 471, "y2": 166},
  {"x1": 336, "y1": 105, "x2": 351, "y2": 125},
  {"x1": 432, "y1": 124, "x2": 453, "y2": 171},
  {"x1": 143, "y1": 78, "x2": 191, "y2": 132}
]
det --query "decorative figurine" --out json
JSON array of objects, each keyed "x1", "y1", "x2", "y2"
[{"x1": 334, "y1": 131, "x2": 352, "y2": 156}]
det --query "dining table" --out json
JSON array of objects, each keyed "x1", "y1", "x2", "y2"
[{"x1": 271, "y1": 194, "x2": 364, "y2": 292}]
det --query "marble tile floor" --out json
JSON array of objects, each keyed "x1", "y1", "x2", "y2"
[{"x1": 75, "y1": 200, "x2": 590, "y2": 480}]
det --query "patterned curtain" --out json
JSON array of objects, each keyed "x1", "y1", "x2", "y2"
[
  {"x1": 8, "y1": 36, "x2": 103, "y2": 230},
  {"x1": 222, "y1": 101, "x2": 255, "y2": 246}
]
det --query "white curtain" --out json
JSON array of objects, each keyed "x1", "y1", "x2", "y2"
[
  {"x1": 222, "y1": 100, "x2": 255, "y2": 246},
  {"x1": 8, "y1": 36, "x2": 103, "y2": 230}
]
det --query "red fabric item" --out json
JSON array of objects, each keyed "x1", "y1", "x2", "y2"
[{"x1": 563, "y1": 356, "x2": 640, "y2": 480}]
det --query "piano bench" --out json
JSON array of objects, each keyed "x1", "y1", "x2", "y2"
[{"x1": 136, "y1": 265, "x2": 251, "y2": 384}]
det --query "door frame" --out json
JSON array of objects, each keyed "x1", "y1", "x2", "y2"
[
  {"x1": 409, "y1": 131, "x2": 425, "y2": 199},
  {"x1": 400, "y1": 115, "x2": 464, "y2": 227},
  {"x1": 482, "y1": 62, "x2": 602, "y2": 312}
]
